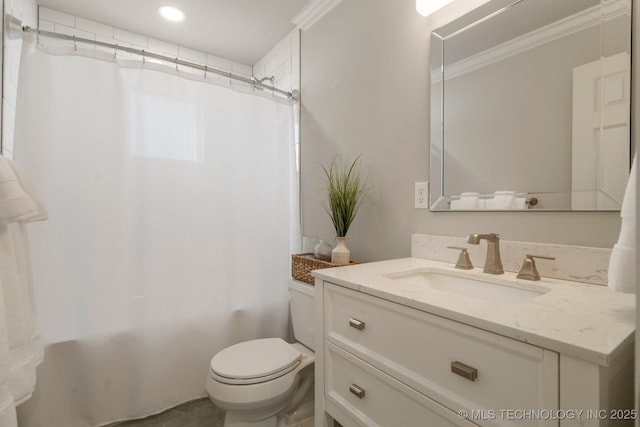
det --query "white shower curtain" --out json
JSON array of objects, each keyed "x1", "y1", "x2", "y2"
[{"x1": 12, "y1": 38, "x2": 298, "y2": 427}]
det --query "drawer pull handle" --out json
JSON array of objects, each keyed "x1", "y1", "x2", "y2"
[
  {"x1": 349, "y1": 318, "x2": 365, "y2": 330},
  {"x1": 451, "y1": 361, "x2": 478, "y2": 382},
  {"x1": 349, "y1": 383, "x2": 366, "y2": 399}
]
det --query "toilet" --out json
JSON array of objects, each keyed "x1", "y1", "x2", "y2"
[{"x1": 206, "y1": 280, "x2": 315, "y2": 427}]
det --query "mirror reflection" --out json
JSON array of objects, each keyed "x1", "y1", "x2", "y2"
[{"x1": 430, "y1": 0, "x2": 631, "y2": 211}]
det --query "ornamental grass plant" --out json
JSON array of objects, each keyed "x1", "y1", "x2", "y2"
[{"x1": 321, "y1": 156, "x2": 367, "y2": 238}]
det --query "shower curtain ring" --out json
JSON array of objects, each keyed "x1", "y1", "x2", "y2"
[
  {"x1": 175, "y1": 57, "x2": 179, "y2": 72},
  {"x1": 204, "y1": 65, "x2": 208, "y2": 79},
  {"x1": 142, "y1": 49, "x2": 146, "y2": 65},
  {"x1": 114, "y1": 44, "x2": 118, "y2": 58},
  {"x1": 73, "y1": 35, "x2": 77, "y2": 52}
]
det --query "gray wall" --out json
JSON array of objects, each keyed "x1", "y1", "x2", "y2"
[{"x1": 300, "y1": 0, "x2": 622, "y2": 262}]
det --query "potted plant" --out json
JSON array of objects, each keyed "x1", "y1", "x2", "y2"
[{"x1": 321, "y1": 155, "x2": 367, "y2": 264}]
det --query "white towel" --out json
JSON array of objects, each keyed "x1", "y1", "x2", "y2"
[
  {"x1": 0, "y1": 156, "x2": 46, "y2": 426},
  {"x1": 0, "y1": 384, "x2": 17, "y2": 426},
  {"x1": 0, "y1": 224, "x2": 43, "y2": 405},
  {"x1": 486, "y1": 191, "x2": 515, "y2": 209},
  {"x1": 484, "y1": 191, "x2": 529, "y2": 209},
  {"x1": 607, "y1": 156, "x2": 636, "y2": 293},
  {"x1": 450, "y1": 192, "x2": 483, "y2": 210},
  {"x1": 512, "y1": 197, "x2": 527, "y2": 209},
  {"x1": 608, "y1": 244, "x2": 635, "y2": 293},
  {"x1": 7, "y1": 160, "x2": 47, "y2": 223},
  {"x1": 5, "y1": 160, "x2": 44, "y2": 366},
  {"x1": 621, "y1": 157, "x2": 637, "y2": 220},
  {"x1": 0, "y1": 289, "x2": 16, "y2": 427},
  {"x1": 0, "y1": 158, "x2": 38, "y2": 224}
]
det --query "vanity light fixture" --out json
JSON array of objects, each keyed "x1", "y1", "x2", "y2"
[
  {"x1": 416, "y1": 0, "x2": 454, "y2": 16},
  {"x1": 159, "y1": 6, "x2": 185, "y2": 22}
]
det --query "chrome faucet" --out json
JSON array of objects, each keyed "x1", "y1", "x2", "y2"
[{"x1": 466, "y1": 233, "x2": 504, "y2": 274}]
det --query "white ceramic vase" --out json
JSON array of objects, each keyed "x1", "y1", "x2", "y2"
[{"x1": 331, "y1": 237, "x2": 350, "y2": 265}]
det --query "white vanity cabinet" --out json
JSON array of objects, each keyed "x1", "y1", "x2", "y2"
[{"x1": 313, "y1": 267, "x2": 634, "y2": 427}]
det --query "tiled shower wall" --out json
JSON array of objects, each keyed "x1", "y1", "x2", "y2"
[
  {"x1": 253, "y1": 28, "x2": 301, "y2": 177},
  {"x1": 253, "y1": 28, "x2": 301, "y2": 93},
  {"x1": 36, "y1": 7, "x2": 254, "y2": 78},
  {"x1": 36, "y1": 6, "x2": 300, "y2": 94},
  {"x1": 2, "y1": 4, "x2": 302, "y2": 156}
]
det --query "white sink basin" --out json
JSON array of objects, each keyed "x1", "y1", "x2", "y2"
[{"x1": 385, "y1": 269, "x2": 550, "y2": 303}]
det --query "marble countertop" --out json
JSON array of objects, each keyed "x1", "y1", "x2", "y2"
[{"x1": 312, "y1": 257, "x2": 635, "y2": 366}]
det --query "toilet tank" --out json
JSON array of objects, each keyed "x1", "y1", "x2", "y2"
[{"x1": 289, "y1": 280, "x2": 315, "y2": 350}]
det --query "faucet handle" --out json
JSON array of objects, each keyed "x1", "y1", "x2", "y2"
[
  {"x1": 516, "y1": 254, "x2": 555, "y2": 281},
  {"x1": 447, "y1": 246, "x2": 473, "y2": 270}
]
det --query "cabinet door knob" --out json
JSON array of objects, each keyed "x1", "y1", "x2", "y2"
[
  {"x1": 349, "y1": 318, "x2": 365, "y2": 330},
  {"x1": 451, "y1": 361, "x2": 478, "y2": 381},
  {"x1": 349, "y1": 383, "x2": 366, "y2": 399}
]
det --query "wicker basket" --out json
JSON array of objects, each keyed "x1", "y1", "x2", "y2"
[{"x1": 291, "y1": 253, "x2": 359, "y2": 285}]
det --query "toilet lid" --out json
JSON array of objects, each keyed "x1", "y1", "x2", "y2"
[{"x1": 210, "y1": 338, "x2": 302, "y2": 381}]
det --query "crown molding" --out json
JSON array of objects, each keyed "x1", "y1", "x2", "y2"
[
  {"x1": 292, "y1": 0, "x2": 343, "y2": 31},
  {"x1": 431, "y1": 0, "x2": 630, "y2": 82}
]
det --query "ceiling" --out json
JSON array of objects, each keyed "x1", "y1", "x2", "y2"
[{"x1": 36, "y1": 0, "x2": 311, "y2": 65}]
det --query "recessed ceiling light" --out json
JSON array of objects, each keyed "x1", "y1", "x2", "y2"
[{"x1": 159, "y1": 6, "x2": 185, "y2": 22}]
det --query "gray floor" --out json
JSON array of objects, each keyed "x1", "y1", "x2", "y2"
[{"x1": 115, "y1": 398, "x2": 225, "y2": 427}]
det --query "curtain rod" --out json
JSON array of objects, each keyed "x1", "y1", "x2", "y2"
[{"x1": 6, "y1": 14, "x2": 294, "y2": 100}]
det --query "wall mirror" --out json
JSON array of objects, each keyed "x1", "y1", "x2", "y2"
[{"x1": 430, "y1": 0, "x2": 631, "y2": 211}]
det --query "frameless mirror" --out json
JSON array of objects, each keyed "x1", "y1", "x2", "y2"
[{"x1": 430, "y1": 0, "x2": 631, "y2": 211}]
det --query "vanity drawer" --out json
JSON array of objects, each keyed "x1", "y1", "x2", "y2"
[
  {"x1": 325, "y1": 341, "x2": 477, "y2": 427},
  {"x1": 324, "y1": 283, "x2": 558, "y2": 426}
]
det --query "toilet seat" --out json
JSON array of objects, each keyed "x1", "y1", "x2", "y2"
[{"x1": 210, "y1": 338, "x2": 302, "y2": 385}]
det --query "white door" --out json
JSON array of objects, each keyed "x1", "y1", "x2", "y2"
[{"x1": 572, "y1": 52, "x2": 630, "y2": 209}]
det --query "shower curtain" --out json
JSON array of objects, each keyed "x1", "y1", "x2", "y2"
[{"x1": 12, "y1": 38, "x2": 299, "y2": 427}]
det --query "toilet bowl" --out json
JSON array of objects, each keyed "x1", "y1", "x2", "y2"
[{"x1": 206, "y1": 280, "x2": 315, "y2": 427}]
